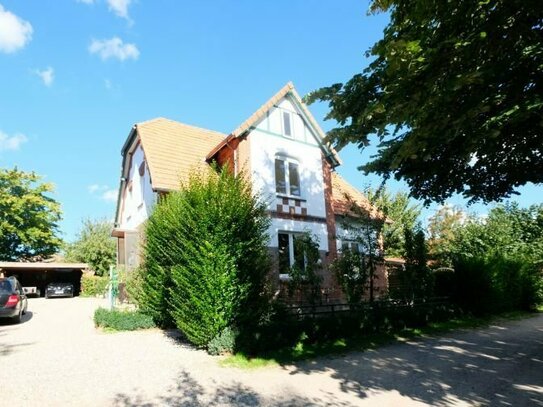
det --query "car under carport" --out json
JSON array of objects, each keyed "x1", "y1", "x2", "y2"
[{"x1": 0, "y1": 262, "x2": 90, "y2": 297}]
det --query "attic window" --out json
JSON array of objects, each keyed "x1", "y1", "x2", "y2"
[
  {"x1": 138, "y1": 162, "x2": 145, "y2": 177},
  {"x1": 282, "y1": 111, "x2": 292, "y2": 137}
]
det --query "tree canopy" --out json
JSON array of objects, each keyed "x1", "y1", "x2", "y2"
[
  {"x1": 365, "y1": 186, "x2": 421, "y2": 257},
  {"x1": 0, "y1": 167, "x2": 62, "y2": 261},
  {"x1": 306, "y1": 0, "x2": 542, "y2": 204},
  {"x1": 64, "y1": 219, "x2": 116, "y2": 276},
  {"x1": 427, "y1": 202, "x2": 543, "y2": 267}
]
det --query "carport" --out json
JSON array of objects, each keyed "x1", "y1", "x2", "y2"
[{"x1": 0, "y1": 262, "x2": 89, "y2": 297}]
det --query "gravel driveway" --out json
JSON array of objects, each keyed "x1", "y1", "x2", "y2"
[{"x1": 1, "y1": 297, "x2": 542, "y2": 406}]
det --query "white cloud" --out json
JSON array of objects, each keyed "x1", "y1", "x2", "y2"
[
  {"x1": 0, "y1": 5, "x2": 33, "y2": 53},
  {"x1": 0, "y1": 130, "x2": 28, "y2": 151},
  {"x1": 107, "y1": 0, "x2": 132, "y2": 20},
  {"x1": 76, "y1": 0, "x2": 95, "y2": 4},
  {"x1": 87, "y1": 184, "x2": 102, "y2": 194},
  {"x1": 88, "y1": 184, "x2": 117, "y2": 203},
  {"x1": 101, "y1": 189, "x2": 118, "y2": 202},
  {"x1": 104, "y1": 79, "x2": 112, "y2": 89},
  {"x1": 89, "y1": 37, "x2": 139, "y2": 61},
  {"x1": 35, "y1": 66, "x2": 54, "y2": 86}
]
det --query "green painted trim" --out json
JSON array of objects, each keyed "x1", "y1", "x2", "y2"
[
  {"x1": 287, "y1": 94, "x2": 341, "y2": 168},
  {"x1": 250, "y1": 127, "x2": 321, "y2": 149}
]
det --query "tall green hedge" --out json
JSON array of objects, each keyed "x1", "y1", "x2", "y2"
[
  {"x1": 453, "y1": 254, "x2": 542, "y2": 315},
  {"x1": 140, "y1": 167, "x2": 271, "y2": 348}
]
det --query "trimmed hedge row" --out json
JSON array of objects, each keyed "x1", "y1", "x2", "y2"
[
  {"x1": 94, "y1": 307, "x2": 155, "y2": 331},
  {"x1": 453, "y1": 255, "x2": 543, "y2": 315}
]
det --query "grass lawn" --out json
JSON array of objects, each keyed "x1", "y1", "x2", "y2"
[{"x1": 219, "y1": 310, "x2": 540, "y2": 369}]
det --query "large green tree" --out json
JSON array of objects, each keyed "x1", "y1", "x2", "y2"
[
  {"x1": 427, "y1": 205, "x2": 466, "y2": 265},
  {"x1": 366, "y1": 187, "x2": 421, "y2": 257},
  {"x1": 307, "y1": 0, "x2": 542, "y2": 204},
  {"x1": 0, "y1": 167, "x2": 62, "y2": 261},
  {"x1": 64, "y1": 219, "x2": 116, "y2": 276},
  {"x1": 453, "y1": 203, "x2": 543, "y2": 262}
]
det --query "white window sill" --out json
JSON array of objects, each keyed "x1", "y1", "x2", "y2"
[
  {"x1": 276, "y1": 193, "x2": 306, "y2": 202},
  {"x1": 279, "y1": 273, "x2": 291, "y2": 282}
]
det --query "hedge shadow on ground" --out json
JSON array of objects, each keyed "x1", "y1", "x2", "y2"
[
  {"x1": 285, "y1": 314, "x2": 543, "y2": 406},
  {"x1": 112, "y1": 369, "x2": 353, "y2": 407}
]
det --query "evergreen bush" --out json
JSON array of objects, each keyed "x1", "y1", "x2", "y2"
[
  {"x1": 453, "y1": 253, "x2": 542, "y2": 315},
  {"x1": 141, "y1": 167, "x2": 271, "y2": 349},
  {"x1": 94, "y1": 307, "x2": 155, "y2": 331},
  {"x1": 207, "y1": 327, "x2": 237, "y2": 355}
]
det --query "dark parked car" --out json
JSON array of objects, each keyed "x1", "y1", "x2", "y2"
[
  {"x1": 45, "y1": 282, "x2": 74, "y2": 298},
  {"x1": 0, "y1": 277, "x2": 28, "y2": 323}
]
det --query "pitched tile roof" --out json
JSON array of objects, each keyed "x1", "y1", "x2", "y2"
[
  {"x1": 331, "y1": 172, "x2": 386, "y2": 221},
  {"x1": 125, "y1": 91, "x2": 382, "y2": 224},
  {"x1": 135, "y1": 118, "x2": 226, "y2": 191}
]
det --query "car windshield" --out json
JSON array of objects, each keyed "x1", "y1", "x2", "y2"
[{"x1": 0, "y1": 280, "x2": 13, "y2": 294}]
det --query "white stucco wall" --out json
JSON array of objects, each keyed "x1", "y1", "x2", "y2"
[
  {"x1": 261, "y1": 98, "x2": 318, "y2": 146},
  {"x1": 119, "y1": 143, "x2": 156, "y2": 230},
  {"x1": 268, "y1": 218, "x2": 329, "y2": 252},
  {"x1": 249, "y1": 95, "x2": 330, "y2": 251},
  {"x1": 250, "y1": 96, "x2": 327, "y2": 218}
]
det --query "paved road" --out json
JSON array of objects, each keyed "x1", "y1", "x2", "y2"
[{"x1": 1, "y1": 298, "x2": 542, "y2": 406}]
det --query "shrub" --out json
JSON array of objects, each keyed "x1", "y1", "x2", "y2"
[
  {"x1": 94, "y1": 307, "x2": 155, "y2": 331},
  {"x1": 207, "y1": 327, "x2": 237, "y2": 356},
  {"x1": 287, "y1": 233, "x2": 323, "y2": 305},
  {"x1": 238, "y1": 298, "x2": 459, "y2": 355},
  {"x1": 236, "y1": 303, "x2": 303, "y2": 354},
  {"x1": 453, "y1": 253, "x2": 542, "y2": 315},
  {"x1": 80, "y1": 275, "x2": 108, "y2": 297},
  {"x1": 118, "y1": 267, "x2": 145, "y2": 305},
  {"x1": 331, "y1": 248, "x2": 369, "y2": 305},
  {"x1": 141, "y1": 167, "x2": 271, "y2": 349}
]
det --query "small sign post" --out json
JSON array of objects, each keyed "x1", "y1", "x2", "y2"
[{"x1": 109, "y1": 265, "x2": 119, "y2": 310}]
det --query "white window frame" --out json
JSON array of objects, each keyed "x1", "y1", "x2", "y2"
[
  {"x1": 281, "y1": 109, "x2": 294, "y2": 138},
  {"x1": 340, "y1": 240, "x2": 362, "y2": 253},
  {"x1": 275, "y1": 156, "x2": 301, "y2": 198},
  {"x1": 278, "y1": 231, "x2": 304, "y2": 281}
]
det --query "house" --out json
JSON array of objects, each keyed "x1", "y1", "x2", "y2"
[{"x1": 112, "y1": 82, "x2": 388, "y2": 301}]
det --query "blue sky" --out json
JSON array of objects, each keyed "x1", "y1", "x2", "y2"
[{"x1": 0, "y1": 0, "x2": 541, "y2": 242}]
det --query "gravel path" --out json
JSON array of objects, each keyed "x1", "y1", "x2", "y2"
[{"x1": 1, "y1": 297, "x2": 542, "y2": 406}]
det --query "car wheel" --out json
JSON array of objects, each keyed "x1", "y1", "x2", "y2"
[{"x1": 12, "y1": 310, "x2": 21, "y2": 324}]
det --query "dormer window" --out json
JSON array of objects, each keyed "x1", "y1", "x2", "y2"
[
  {"x1": 282, "y1": 110, "x2": 292, "y2": 137},
  {"x1": 275, "y1": 157, "x2": 300, "y2": 197}
]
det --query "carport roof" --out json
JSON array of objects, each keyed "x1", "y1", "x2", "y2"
[{"x1": 0, "y1": 262, "x2": 89, "y2": 270}]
